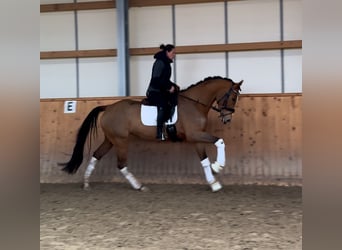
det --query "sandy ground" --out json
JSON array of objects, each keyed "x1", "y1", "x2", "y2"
[{"x1": 40, "y1": 183, "x2": 302, "y2": 250}]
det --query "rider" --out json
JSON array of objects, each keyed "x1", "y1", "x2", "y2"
[{"x1": 146, "y1": 44, "x2": 179, "y2": 141}]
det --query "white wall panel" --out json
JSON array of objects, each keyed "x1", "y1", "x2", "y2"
[
  {"x1": 130, "y1": 55, "x2": 153, "y2": 96},
  {"x1": 176, "y1": 53, "x2": 226, "y2": 89},
  {"x1": 77, "y1": 9, "x2": 117, "y2": 49},
  {"x1": 283, "y1": 0, "x2": 302, "y2": 40},
  {"x1": 129, "y1": 6, "x2": 173, "y2": 48},
  {"x1": 40, "y1": 59, "x2": 77, "y2": 98},
  {"x1": 228, "y1": 51, "x2": 282, "y2": 94},
  {"x1": 40, "y1": 1, "x2": 302, "y2": 97},
  {"x1": 227, "y1": 0, "x2": 280, "y2": 43},
  {"x1": 284, "y1": 49, "x2": 302, "y2": 93},
  {"x1": 78, "y1": 57, "x2": 118, "y2": 97},
  {"x1": 175, "y1": 3, "x2": 225, "y2": 45},
  {"x1": 40, "y1": 12, "x2": 75, "y2": 51}
]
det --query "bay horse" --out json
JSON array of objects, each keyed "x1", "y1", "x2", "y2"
[{"x1": 61, "y1": 76, "x2": 242, "y2": 192}]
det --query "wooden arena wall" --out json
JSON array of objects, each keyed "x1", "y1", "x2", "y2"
[{"x1": 40, "y1": 94, "x2": 302, "y2": 186}]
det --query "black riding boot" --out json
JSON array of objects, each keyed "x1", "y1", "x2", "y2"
[
  {"x1": 169, "y1": 105, "x2": 176, "y2": 121},
  {"x1": 165, "y1": 103, "x2": 180, "y2": 141},
  {"x1": 166, "y1": 124, "x2": 182, "y2": 142},
  {"x1": 156, "y1": 107, "x2": 165, "y2": 141}
]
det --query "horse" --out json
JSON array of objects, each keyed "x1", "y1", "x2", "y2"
[{"x1": 60, "y1": 76, "x2": 242, "y2": 192}]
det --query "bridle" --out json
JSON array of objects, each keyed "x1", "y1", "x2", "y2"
[
  {"x1": 179, "y1": 84, "x2": 240, "y2": 114},
  {"x1": 216, "y1": 87, "x2": 240, "y2": 113},
  {"x1": 215, "y1": 86, "x2": 240, "y2": 122}
]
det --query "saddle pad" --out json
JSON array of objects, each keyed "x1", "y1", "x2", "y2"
[{"x1": 141, "y1": 105, "x2": 178, "y2": 126}]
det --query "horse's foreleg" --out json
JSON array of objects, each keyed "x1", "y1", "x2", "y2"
[
  {"x1": 211, "y1": 138, "x2": 226, "y2": 174},
  {"x1": 195, "y1": 143, "x2": 222, "y2": 192},
  {"x1": 83, "y1": 138, "x2": 112, "y2": 190},
  {"x1": 189, "y1": 132, "x2": 226, "y2": 174},
  {"x1": 201, "y1": 158, "x2": 223, "y2": 192}
]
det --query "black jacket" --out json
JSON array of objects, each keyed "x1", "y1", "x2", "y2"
[{"x1": 146, "y1": 50, "x2": 174, "y2": 95}]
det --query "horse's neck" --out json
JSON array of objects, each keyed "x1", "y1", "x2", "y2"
[{"x1": 184, "y1": 82, "x2": 224, "y2": 106}]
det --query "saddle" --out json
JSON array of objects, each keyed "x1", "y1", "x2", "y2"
[
  {"x1": 141, "y1": 98, "x2": 151, "y2": 106},
  {"x1": 140, "y1": 98, "x2": 178, "y2": 126}
]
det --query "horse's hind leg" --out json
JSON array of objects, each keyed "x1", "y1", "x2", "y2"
[
  {"x1": 113, "y1": 138, "x2": 148, "y2": 191},
  {"x1": 83, "y1": 137, "x2": 113, "y2": 190},
  {"x1": 195, "y1": 143, "x2": 222, "y2": 192}
]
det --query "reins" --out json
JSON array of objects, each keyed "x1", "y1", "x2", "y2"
[{"x1": 178, "y1": 93, "x2": 221, "y2": 113}]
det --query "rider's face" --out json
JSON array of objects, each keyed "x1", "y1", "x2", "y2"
[{"x1": 166, "y1": 49, "x2": 176, "y2": 60}]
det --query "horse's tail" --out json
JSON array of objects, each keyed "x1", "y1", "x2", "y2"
[{"x1": 60, "y1": 105, "x2": 107, "y2": 174}]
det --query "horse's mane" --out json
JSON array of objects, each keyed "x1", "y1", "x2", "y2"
[{"x1": 180, "y1": 76, "x2": 233, "y2": 92}]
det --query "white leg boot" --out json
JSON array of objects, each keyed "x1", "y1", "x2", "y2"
[
  {"x1": 211, "y1": 138, "x2": 226, "y2": 174},
  {"x1": 83, "y1": 157, "x2": 97, "y2": 190},
  {"x1": 201, "y1": 158, "x2": 222, "y2": 192},
  {"x1": 120, "y1": 167, "x2": 148, "y2": 191}
]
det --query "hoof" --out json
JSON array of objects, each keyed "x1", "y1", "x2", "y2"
[
  {"x1": 83, "y1": 183, "x2": 91, "y2": 190},
  {"x1": 211, "y1": 161, "x2": 224, "y2": 174},
  {"x1": 139, "y1": 186, "x2": 150, "y2": 192},
  {"x1": 210, "y1": 181, "x2": 223, "y2": 192}
]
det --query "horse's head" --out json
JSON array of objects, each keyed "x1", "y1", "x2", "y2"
[{"x1": 216, "y1": 80, "x2": 243, "y2": 124}]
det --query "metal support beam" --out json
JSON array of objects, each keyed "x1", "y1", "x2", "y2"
[
  {"x1": 279, "y1": 0, "x2": 285, "y2": 93},
  {"x1": 172, "y1": 5, "x2": 177, "y2": 83},
  {"x1": 224, "y1": 0, "x2": 229, "y2": 77},
  {"x1": 74, "y1": 0, "x2": 80, "y2": 97},
  {"x1": 116, "y1": 0, "x2": 130, "y2": 96}
]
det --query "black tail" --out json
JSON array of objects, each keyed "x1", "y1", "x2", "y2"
[{"x1": 60, "y1": 105, "x2": 107, "y2": 174}]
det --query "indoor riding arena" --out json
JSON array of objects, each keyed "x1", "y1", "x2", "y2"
[{"x1": 40, "y1": 1, "x2": 302, "y2": 249}]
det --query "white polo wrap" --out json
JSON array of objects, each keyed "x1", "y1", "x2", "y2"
[
  {"x1": 201, "y1": 157, "x2": 215, "y2": 184},
  {"x1": 215, "y1": 138, "x2": 226, "y2": 166},
  {"x1": 84, "y1": 156, "x2": 97, "y2": 180},
  {"x1": 120, "y1": 167, "x2": 142, "y2": 190}
]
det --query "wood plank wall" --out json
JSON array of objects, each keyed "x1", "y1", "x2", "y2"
[{"x1": 40, "y1": 94, "x2": 302, "y2": 186}]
